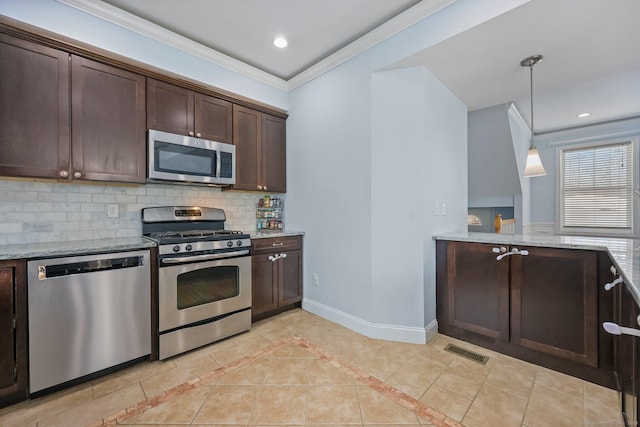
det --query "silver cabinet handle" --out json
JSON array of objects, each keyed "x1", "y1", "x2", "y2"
[
  {"x1": 492, "y1": 247, "x2": 507, "y2": 254},
  {"x1": 603, "y1": 322, "x2": 640, "y2": 338},
  {"x1": 196, "y1": 132, "x2": 201, "y2": 138},
  {"x1": 268, "y1": 252, "x2": 288, "y2": 262},
  {"x1": 59, "y1": 170, "x2": 69, "y2": 178},
  {"x1": 258, "y1": 185, "x2": 263, "y2": 190},
  {"x1": 272, "y1": 242, "x2": 284, "y2": 247},
  {"x1": 604, "y1": 276, "x2": 624, "y2": 291},
  {"x1": 496, "y1": 247, "x2": 529, "y2": 261},
  {"x1": 264, "y1": 186, "x2": 267, "y2": 191},
  {"x1": 188, "y1": 131, "x2": 194, "y2": 136},
  {"x1": 73, "y1": 171, "x2": 82, "y2": 179}
]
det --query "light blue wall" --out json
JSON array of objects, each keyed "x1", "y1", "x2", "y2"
[
  {"x1": 286, "y1": 0, "x2": 527, "y2": 335},
  {"x1": 0, "y1": 0, "x2": 288, "y2": 109}
]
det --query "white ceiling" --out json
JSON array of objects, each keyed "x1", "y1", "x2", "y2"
[
  {"x1": 393, "y1": 0, "x2": 640, "y2": 132},
  {"x1": 61, "y1": 0, "x2": 640, "y2": 133},
  {"x1": 100, "y1": 0, "x2": 421, "y2": 81}
]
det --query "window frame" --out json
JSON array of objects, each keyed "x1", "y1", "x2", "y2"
[{"x1": 556, "y1": 136, "x2": 639, "y2": 238}]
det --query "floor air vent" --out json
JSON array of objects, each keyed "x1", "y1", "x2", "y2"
[{"x1": 444, "y1": 344, "x2": 489, "y2": 365}]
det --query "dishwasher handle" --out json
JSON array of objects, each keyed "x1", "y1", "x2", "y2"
[{"x1": 37, "y1": 255, "x2": 144, "y2": 280}]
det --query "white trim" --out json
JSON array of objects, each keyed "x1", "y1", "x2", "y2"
[
  {"x1": 56, "y1": 0, "x2": 457, "y2": 92},
  {"x1": 57, "y1": 0, "x2": 289, "y2": 91},
  {"x1": 302, "y1": 298, "x2": 432, "y2": 344},
  {"x1": 286, "y1": 0, "x2": 457, "y2": 90}
]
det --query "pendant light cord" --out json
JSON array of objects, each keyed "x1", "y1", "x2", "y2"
[{"x1": 529, "y1": 64, "x2": 534, "y2": 146}]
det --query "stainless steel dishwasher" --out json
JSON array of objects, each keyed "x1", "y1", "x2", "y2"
[{"x1": 27, "y1": 250, "x2": 150, "y2": 394}]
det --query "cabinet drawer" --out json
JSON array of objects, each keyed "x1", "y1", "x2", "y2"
[{"x1": 252, "y1": 236, "x2": 301, "y2": 253}]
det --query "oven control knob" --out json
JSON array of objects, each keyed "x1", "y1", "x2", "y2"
[
  {"x1": 185, "y1": 244, "x2": 193, "y2": 251},
  {"x1": 236, "y1": 240, "x2": 243, "y2": 247},
  {"x1": 172, "y1": 245, "x2": 180, "y2": 253},
  {"x1": 227, "y1": 241, "x2": 233, "y2": 248}
]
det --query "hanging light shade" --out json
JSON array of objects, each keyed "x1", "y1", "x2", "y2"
[{"x1": 521, "y1": 54, "x2": 547, "y2": 178}]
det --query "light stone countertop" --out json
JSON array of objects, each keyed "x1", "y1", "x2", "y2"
[
  {"x1": 434, "y1": 231, "x2": 640, "y2": 306},
  {"x1": 0, "y1": 237, "x2": 156, "y2": 260},
  {"x1": 249, "y1": 231, "x2": 305, "y2": 239}
]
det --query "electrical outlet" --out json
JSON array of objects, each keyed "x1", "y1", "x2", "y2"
[
  {"x1": 442, "y1": 203, "x2": 446, "y2": 216},
  {"x1": 312, "y1": 273, "x2": 319, "y2": 286},
  {"x1": 107, "y1": 204, "x2": 118, "y2": 218}
]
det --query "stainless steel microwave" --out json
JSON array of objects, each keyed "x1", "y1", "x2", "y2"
[{"x1": 148, "y1": 129, "x2": 236, "y2": 185}]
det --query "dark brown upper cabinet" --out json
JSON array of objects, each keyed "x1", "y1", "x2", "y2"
[
  {"x1": 71, "y1": 56, "x2": 146, "y2": 183},
  {"x1": 147, "y1": 78, "x2": 232, "y2": 143},
  {"x1": 0, "y1": 34, "x2": 146, "y2": 183},
  {"x1": 0, "y1": 34, "x2": 70, "y2": 180},
  {"x1": 233, "y1": 105, "x2": 286, "y2": 193}
]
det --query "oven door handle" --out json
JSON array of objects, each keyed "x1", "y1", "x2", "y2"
[{"x1": 161, "y1": 249, "x2": 250, "y2": 265}]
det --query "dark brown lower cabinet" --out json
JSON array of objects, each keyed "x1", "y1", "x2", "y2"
[
  {"x1": 510, "y1": 247, "x2": 598, "y2": 367},
  {"x1": 436, "y1": 240, "x2": 614, "y2": 388},
  {"x1": 251, "y1": 236, "x2": 302, "y2": 321},
  {"x1": 0, "y1": 260, "x2": 27, "y2": 408},
  {"x1": 615, "y1": 282, "x2": 639, "y2": 426}
]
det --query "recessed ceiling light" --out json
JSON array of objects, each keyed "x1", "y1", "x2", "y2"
[
  {"x1": 577, "y1": 112, "x2": 591, "y2": 118},
  {"x1": 273, "y1": 36, "x2": 288, "y2": 48}
]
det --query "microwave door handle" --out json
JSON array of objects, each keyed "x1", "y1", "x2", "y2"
[{"x1": 216, "y1": 151, "x2": 221, "y2": 178}]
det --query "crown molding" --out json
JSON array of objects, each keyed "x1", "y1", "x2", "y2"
[
  {"x1": 57, "y1": 0, "x2": 289, "y2": 91},
  {"x1": 287, "y1": 0, "x2": 457, "y2": 90},
  {"x1": 57, "y1": 0, "x2": 457, "y2": 92}
]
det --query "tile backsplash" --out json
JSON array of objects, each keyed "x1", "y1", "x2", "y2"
[{"x1": 0, "y1": 179, "x2": 269, "y2": 245}]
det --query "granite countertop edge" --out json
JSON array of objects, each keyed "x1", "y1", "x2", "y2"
[
  {"x1": 434, "y1": 231, "x2": 640, "y2": 307},
  {"x1": 0, "y1": 237, "x2": 157, "y2": 260},
  {"x1": 250, "y1": 231, "x2": 305, "y2": 239}
]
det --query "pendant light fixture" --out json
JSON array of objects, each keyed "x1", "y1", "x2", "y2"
[{"x1": 521, "y1": 54, "x2": 547, "y2": 177}]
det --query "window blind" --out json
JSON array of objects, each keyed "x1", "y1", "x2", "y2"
[{"x1": 561, "y1": 141, "x2": 633, "y2": 230}]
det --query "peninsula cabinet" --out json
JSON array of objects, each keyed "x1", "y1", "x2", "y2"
[
  {"x1": 0, "y1": 260, "x2": 27, "y2": 408},
  {"x1": 436, "y1": 240, "x2": 612, "y2": 387},
  {"x1": 0, "y1": 34, "x2": 146, "y2": 183},
  {"x1": 233, "y1": 105, "x2": 286, "y2": 193},
  {"x1": 251, "y1": 236, "x2": 302, "y2": 321},
  {"x1": 147, "y1": 78, "x2": 233, "y2": 143}
]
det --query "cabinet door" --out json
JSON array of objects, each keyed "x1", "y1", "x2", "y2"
[
  {"x1": 0, "y1": 34, "x2": 70, "y2": 179},
  {"x1": 279, "y1": 249, "x2": 302, "y2": 306},
  {"x1": 0, "y1": 260, "x2": 27, "y2": 407},
  {"x1": 444, "y1": 241, "x2": 510, "y2": 341},
  {"x1": 251, "y1": 253, "x2": 278, "y2": 319},
  {"x1": 71, "y1": 56, "x2": 146, "y2": 183},
  {"x1": 233, "y1": 105, "x2": 261, "y2": 191},
  {"x1": 147, "y1": 78, "x2": 194, "y2": 136},
  {"x1": 261, "y1": 114, "x2": 286, "y2": 193},
  {"x1": 511, "y1": 247, "x2": 598, "y2": 367},
  {"x1": 617, "y1": 283, "x2": 639, "y2": 425},
  {"x1": 194, "y1": 93, "x2": 232, "y2": 143}
]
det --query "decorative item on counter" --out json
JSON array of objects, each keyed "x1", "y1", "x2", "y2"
[{"x1": 494, "y1": 214, "x2": 503, "y2": 233}]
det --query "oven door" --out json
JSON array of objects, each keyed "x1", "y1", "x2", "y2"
[{"x1": 158, "y1": 254, "x2": 251, "y2": 332}]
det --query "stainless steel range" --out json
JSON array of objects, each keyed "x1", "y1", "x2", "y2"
[{"x1": 142, "y1": 206, "x2": 251, "y2": 360}]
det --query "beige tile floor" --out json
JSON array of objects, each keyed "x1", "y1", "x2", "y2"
[{"x1": 0, "y1": 309, "x2": 624, "y2": 427}]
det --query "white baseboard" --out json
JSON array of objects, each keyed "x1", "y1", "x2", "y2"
[{"x1": 302, "y1": 298, "x2": 438, "y2": 345}]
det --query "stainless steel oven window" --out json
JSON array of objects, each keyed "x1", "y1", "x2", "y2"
[{"x1": 176, "y1": 265, "x2": 239, "y2": 309}]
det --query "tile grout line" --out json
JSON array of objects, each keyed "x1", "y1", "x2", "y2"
[
  {"x1": 90, "y1": 333, "x2": 465, "y2": 427},
  {"x1": 294, "y1": 336, "x2": 465, "y2": 427},
  {"x1": 90, "y1": 337, "x2": 295, "y2": 426}
]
